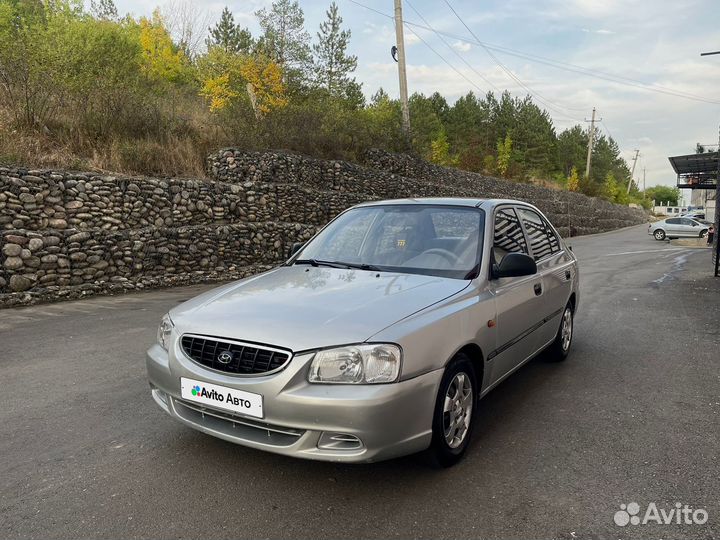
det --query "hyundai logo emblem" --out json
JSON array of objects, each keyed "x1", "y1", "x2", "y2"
[{"x1": 217, "y1": 351, "x2": 234, "y2": 364}]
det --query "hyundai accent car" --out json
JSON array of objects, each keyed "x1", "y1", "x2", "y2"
[
  {"x1": 146, "y1": 198, "x2": 579, "y2": 466},
  {"x1": 648, "y1": 217, "x2": 709, "y2": 240}
]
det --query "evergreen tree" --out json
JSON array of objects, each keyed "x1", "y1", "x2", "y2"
[
  {"x1": 312, "y1": 2, "x2": 357, "y2": 95},
  {"x1": 206, "y1": 7, "x2": 253, "y2": 54},
  {"x1": 255, "y1": 0, "x2": 312, "y2": 81}
]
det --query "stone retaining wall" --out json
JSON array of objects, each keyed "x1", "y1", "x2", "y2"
[{"x1": 1, "y1": 150, "x2": 646, "y2": 307}]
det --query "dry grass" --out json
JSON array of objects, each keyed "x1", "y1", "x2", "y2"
[{"x1": 0, "y1": 129, "x2": 214, "y2": 178}]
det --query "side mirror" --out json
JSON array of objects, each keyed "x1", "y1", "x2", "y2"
[
  {"x1": 493, "y1": 252, "x2": 537, "y2": 279},
  {"x1": 287, "y1": 241, "x2": 304, "y2": 258}
]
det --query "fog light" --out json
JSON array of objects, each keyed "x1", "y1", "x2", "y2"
[{"x1": 317, "y1": 432, "x2": 363, "y2": 451}]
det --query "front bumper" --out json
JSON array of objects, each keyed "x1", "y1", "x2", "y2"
[{"x1": 146, "y1": 342, "x2": 443, "y2": 463}]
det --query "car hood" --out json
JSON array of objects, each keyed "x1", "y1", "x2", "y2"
[{"x1": 170, "y1": 266, "x2": 470, "y2": 352}]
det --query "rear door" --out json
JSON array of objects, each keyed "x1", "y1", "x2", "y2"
[
  {"x1": 665, "y1": 218, "x2": 682, "y2": 235},
  {"x1": 487, "y1": 206, "x2": 545, "y2": 385},
  {"x1": 516, "y1": 206, "x2": 572, "y2": 348}
]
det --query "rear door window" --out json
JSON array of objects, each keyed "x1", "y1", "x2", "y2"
[{"x1": 517, "y1": 208, "x2": 557, "y2": 261}]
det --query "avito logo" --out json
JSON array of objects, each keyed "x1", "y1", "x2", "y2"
[
  {"x1": 614, "y1": 502, "x2": 709, "y2": 527},
  {"x1": 189, "y1": 383, "x2": 253, "y2": 409}
]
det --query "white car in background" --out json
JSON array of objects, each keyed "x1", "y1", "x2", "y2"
[{"x1": 649, "y1": 217, "x2": 709, "y2": 240}]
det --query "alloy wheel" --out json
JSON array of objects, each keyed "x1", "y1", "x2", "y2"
[
  {"x1": 443, "y1": 372, "x2": 473, "y2": 449},
  {"x1": 561, "y1": 307, "x2": 573, "y2": 352}
]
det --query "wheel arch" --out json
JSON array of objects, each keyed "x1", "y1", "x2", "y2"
[
  {"x1": 447, "y1": 343, "x2": 485, "y2": 390},
  {"x1": 568, "y1": 292, "x2": 577, "y2": 312}
]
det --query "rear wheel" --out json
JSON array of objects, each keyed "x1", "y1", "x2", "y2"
[
  {"x1": 426, "y1": 353, "x2": 476, "y2": 468},
  {"x1": 546, "y1": 303, "x2": 573, "y2": 362},
  {"x1": 653, "y1": 229, "x2": 666, "y2": 240}
]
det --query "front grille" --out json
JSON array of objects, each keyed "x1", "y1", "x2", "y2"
[{"x1": 180, "y1": 335, "x2": 291, "y2": 375}]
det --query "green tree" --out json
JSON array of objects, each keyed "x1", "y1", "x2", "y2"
[
  {"x1": 603, "y1": 171, "x2": 630, "y2": 203},
  {"x1": 255, "y1": 0, "x2": 312, "y2": 83},
  {"x1": 206, "y1": 7, "x2": 253, "y2": 54},
  {"x1": 556, "y1": 125, "x2": 588, "y2": 177},
  {"x1": 496, "y1": 134, "x2": 512, "y2": 177},
  {"x1": 312, "y1": 2, "x2": 356, "y2": 95},
  {"x1": 429, "y1": 128, "x2": 458, "y2": 167},
  {"x1": 645, "y1": 185, "x2": 680, "y2": 206},
  {"x1": 408, "y1": 92, "x2": 443, "y2": 157}
]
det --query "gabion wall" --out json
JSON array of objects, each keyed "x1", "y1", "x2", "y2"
[{"x1": 0, "y1": 150, "x2": 645, "y2": 306}]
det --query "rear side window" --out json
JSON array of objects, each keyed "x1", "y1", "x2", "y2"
[
  {"x1": 493, "y1": 207, "x2": 528, "y2": 264},
  {"x1": 666, "y1": 218, "x2": 680, "y2": 225},
  {"x1": 517, "y1": 208, "x2": 559, "y2": 261}
]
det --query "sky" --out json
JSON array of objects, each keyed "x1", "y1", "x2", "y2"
[{"x1": 114, "y1": 0, "x2": 720, "y2": 197}]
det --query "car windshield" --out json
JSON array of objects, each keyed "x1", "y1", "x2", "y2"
[{"x1": 294, "y1": 204, "x2": 485, "y2": 279}]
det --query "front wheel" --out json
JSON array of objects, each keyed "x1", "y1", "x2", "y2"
[
  {"x1": 546, "y1": 303, "x2": 573, "y2": 362},
  {"x1": 653, "y1": 229, "x2": 666, "y2": 240},
  {"x1": 700, "y1": 229, "x2": 708, "y2": 238},
  {"x1": 426, "y1": 353, "x2": 476, "y2": 468}
]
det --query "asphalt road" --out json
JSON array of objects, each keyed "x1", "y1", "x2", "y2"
[{"x1": 2, "y1": 224, "x2": 719, "y2": 540}]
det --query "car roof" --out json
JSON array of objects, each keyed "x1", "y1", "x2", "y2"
[{"x1": 353, "y1": 198, "x2": 537, "y2": 210}]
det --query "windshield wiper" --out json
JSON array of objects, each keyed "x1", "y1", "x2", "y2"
[
  {"x1": 333, "y1": 261, "x2": 383, "y2": 272},
  {"x1": 294, "y1": 259, "x2": 349, "y2": 269},
  {"x1": 294, "y1": 259, "x2": 383, "y2": 272}
]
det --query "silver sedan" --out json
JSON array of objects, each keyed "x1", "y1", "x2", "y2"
[
  {"x1": 146, "y1": 198, "x2": 579, "y2": 466},
  {"x1": 648, "y1": 217, "x2": 710, "y2": 240}
]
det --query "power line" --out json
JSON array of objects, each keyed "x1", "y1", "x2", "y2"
[
  {"x1": 345, "y1": 0, "x2": 720, "y2": 106},
  {"x1": 346, "y1": 0, "x2": 584, "y2": 122},
  {"x1": 441, "y1": 0, "x2": 587, "y2": 119},
  {"x1": 401, "y1": 24, "x2": 489, "y2": 96},
  {"x1": 599, "y1": 120, "x2": 616, "y2": 142},
  {"x1": 404, "y1": 0, "x2": 500, "y2": 93},
  {"x1": 405, "y1": 0, "x2": 586, "y2": 123},
  {"x1": 402, "y1": 13, "x2": 584, "y2": 124}
]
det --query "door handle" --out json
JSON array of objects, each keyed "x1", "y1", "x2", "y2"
[
  {"x1": 565, "y1": 270, "x2": 571, "y2": 280},
  {"x1": 534, "y1": 283, "x2": 543, "y2": 296}
]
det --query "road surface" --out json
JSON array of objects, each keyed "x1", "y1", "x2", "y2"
[{"x1": 1, "y1": 224, "x2": 719, "y2": 539}]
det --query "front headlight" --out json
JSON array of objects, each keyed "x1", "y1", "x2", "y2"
[
  {"x1": 157, "y1": 313, "x2": 174, "y2": 351},
  {"x1": 308, "y1": 344, "x2": 402, "y2": 384}
]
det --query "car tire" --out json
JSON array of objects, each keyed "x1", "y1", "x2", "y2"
[
  {"x1": 426, "y1": 353, "x2": 477, "y2": 468},
  {"x1": 545, "y1": 302, "x2": 574, "y2": 362},
  {"x1": 700, "y1": 229, "x2": 708, "y2": 238},
  {"x1": 653, "y1": 229, "x2": 666, "y2": 240}
]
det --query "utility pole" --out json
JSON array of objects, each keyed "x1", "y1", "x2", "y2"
[
  {"x1": 700, "y1": 48, "x2": 720, "y2": 275},
  {"x1": 642, "y1": 167, "x2": 646, "y2": 193},
  {"x1": 584, "y1": 108, "x2": 597, "y2": 179},
  {"x1": 393, "y1": 0, "x2": 411, "y2": 138},
  {"x1": 627, "y1": 149, "x2": 640, "y2": 194}
]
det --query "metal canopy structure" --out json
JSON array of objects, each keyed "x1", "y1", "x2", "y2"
[{"x1": 668, "y1": 152, "x2": 719, "y2": 189}]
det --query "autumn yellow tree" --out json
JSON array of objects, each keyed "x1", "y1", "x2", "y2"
[
  {"x1": 137, "y1": 9, "x2": 192, "y2": 85},
  {"x1": 198, "y1": 47, "x2": 287, "y2": 116},
  {"x1": 567, "y1": 166, "x2": 580, "y2": 192}
]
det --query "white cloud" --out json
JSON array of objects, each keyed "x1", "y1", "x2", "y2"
[
  {"x1": 582, "y1": 28, "x2": 616, "y2": 35},
  {"x1": 452, "y1": 41, "x2": 472, "y2": 52}
]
